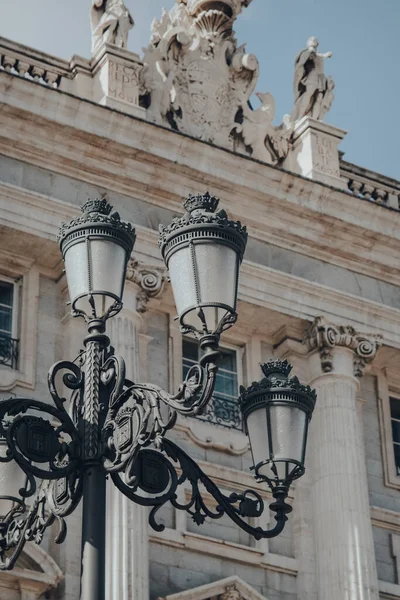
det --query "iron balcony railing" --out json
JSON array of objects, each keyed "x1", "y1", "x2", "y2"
[
  {"x1": 0, "y1": 334, "x2": 19, "y2": 370},
  {"x1": 196, "y1": 394, "x2": 243, "y2": 431}
]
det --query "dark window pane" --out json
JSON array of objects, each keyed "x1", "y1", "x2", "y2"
[
  {"x1": 392, "y1": 421, "x2": 400, "y2": 443},
  {"x1": 0, "y1": 307, "x2": 12, "y2": 335},
  {"x1": 219, "y1": 349, "x2": 237, "y2": 372},
  {"x1": 394, "y1": 444, "x2": 400, "y2": 475},
  {"x1": 182, "y1": 338, "x2": 198, "y2": 362},
  {"x1": 215, "y1": 371, "x2": 237, "y2": 397},
  {"x1": 390, "y1": 398, "x2": 400, "y2": 421},
  {"x1": 0, "y1": 283, "x2": 13, "y2": 308}
]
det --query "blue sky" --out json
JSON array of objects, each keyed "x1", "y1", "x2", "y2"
[{"x1": 1, "y1": 0, "x2": 399, "y2": 179}]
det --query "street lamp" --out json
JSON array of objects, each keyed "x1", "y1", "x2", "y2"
[{"x1": 0, "y1": 193, "x2": 316, "y2": 600}]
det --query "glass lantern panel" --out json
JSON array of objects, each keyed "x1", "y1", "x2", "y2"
[
  {"x1": 194, "y1": 243, "x2": 238, "y2": 309},
  {"x1": 168, "y1": 246, "x2": 198, "y2": 317},
  {"x1": 64, "y1": 241, "x2": 90, "y2": 302},
  {"x1": 90, "y1": 240, "x2": 126, "y2": 298},
  {"x1": 247, "y1": 407, "x2": 269, "y2": 470},
  {"x1": 270, "y1": 404, "x2": 307, "y2": 479}
]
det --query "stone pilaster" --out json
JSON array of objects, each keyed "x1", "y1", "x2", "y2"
[
  {"x1": 274, "y1": 333, "x2": 318, "y2": 600},
  {"x1": 105, "y1": 261, "x2": 165, "y2": 600},
  {"x1": 305, "y1": 317, "x2": 380, "y2": 600}
]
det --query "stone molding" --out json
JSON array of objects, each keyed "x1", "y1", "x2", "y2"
[
  {"x1": 3, "y1": 179, "x2": 400, "y2": 348},
  {"x1": 126, "y1": 258, "x2": 166, "y2": 313},
  {"x1": 174, "y1": 420, "x2": 249, "y2": 456},
  {"x1": 305, "y1": 316, "x2": 381, "y2": 377}
]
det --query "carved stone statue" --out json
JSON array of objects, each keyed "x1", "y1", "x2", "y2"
[
  {"x1": 220, "y1": 586, "x2": 243, "y2": 600},
  {"x1": 291, "y1": 36, "x2": 334, "y2": 123},
  {"x1": 91, "y1": 0, "x2": 134, "y2": 55}
]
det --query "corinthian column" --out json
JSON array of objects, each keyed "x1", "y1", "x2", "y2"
[
  {"x1": 305, "y1": 317, "x2": 380, "y2": 600},
  {"x1": 105, "y1": 259, "x2": 165, "y2": 600}
]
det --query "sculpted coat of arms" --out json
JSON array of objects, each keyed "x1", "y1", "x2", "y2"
[{"x1": 141, "y1": 0, "x2": 292, "y2": 163}]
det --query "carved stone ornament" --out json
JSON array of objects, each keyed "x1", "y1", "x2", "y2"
[
  {"x1": 126, "y1": 258, "x2": 166, "y2": 313},
  {"x1": 305, "y1": 317, "x2": 381, "y2": 377},
  {"x1": 140, "y1": 0, "x2": 292, "y2": 164}
]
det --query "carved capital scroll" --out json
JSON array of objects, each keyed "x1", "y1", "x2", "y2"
[
  {"x1": 305, "y1": 317, "x2": 380, "y2": 377},
  {"x1": 126, "y1": 258, "x2": 166, "y2": 313}
]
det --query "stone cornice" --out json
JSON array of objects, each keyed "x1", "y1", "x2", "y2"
[
  {"x1": 305, "y1": 316, "x2": 381, "y2": 377},
  {"x1": 2, "y1": 74, "x2": 400, "y2": 290},
  {"x1": 2, "y1": 181, "x2": 400, "y2": 348}
]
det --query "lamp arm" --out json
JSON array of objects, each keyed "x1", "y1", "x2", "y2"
[
  {"x1": 109, "y1": 438, "x2": 291, "y2": 540},
  {"x1": 102, "y1": 354, "x2": 219, "y2": 475}
]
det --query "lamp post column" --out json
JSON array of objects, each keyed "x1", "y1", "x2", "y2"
[
  {"x1": 305, "y1": 317, "x2": 380, "y2": 600},
  {"x1": 105, "y1": 262, "x2": 165, "y2": 600},
  {"x1": 80, "y1": 327, "x2": 109, "y2": 600}
]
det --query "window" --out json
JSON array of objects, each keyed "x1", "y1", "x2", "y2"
[
  {"x1": 182, "y1": 338, "x2": 242, "y2": 430},
  {"x1": 0, "y1": 280, "x2": 19, "y2": 369},
  {"x1": 390, "y1": 397, "x2": 400, "y2": 476}
]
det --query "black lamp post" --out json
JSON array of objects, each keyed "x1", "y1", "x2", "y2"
[{"x1": 0, "y1": 193, "x2": 316, "y2": 600}]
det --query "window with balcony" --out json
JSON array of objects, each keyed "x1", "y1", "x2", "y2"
[
  {"x1": 0, "y1": 280, "x2": 19, "y2": 370},
  {"x1": 182, "y1": 338, "x2": 242, "y2": 430}
]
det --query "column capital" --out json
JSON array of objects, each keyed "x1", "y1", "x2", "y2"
[
  {"x1": 305, "y1": 316, "x2": 381, "y2": 378},
  {"x1": 126, "y1": 258, "x2": 166, "y2": 313}
]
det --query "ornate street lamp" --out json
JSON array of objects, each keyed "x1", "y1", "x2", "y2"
[{"x1": 0, "y1": 194, "x2": 316, "y2": 600}]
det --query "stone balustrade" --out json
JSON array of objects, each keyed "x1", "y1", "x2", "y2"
[
  {"x1": 341, "y1": 159, "x2": 400, "y2": 209},
  {"x1": 0, "y1": 37, "x2": 71, "y2": 88}
]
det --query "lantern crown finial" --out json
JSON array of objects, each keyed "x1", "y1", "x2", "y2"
[
  {"x1": 82, "y1": 198, "x2": 112, "y2": 216},
  {"x1": 260, "y1": 359, "x2": 292, "y2": 380},
  {"x1": 183, "y1": 192, "x2": 220, "y2": 215}
]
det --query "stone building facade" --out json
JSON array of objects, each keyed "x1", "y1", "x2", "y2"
[{"x1": 0, "y1": 1, "x2": 400, "y2": 599}]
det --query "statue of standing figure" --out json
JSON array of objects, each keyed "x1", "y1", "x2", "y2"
[
  {"x1": 91, "y1": 0, "x2": 134, "y2": 55},
  {"x1": 291, "y1": 36, "x2": 335, "y2": 123}
]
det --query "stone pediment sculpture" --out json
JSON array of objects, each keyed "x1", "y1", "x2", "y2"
[
  {"x1": 291, "y1": 36, "x2": 335, "y2": 123},
  {"x1": 158, "y1": 575, "x2": 269, "y2": 600},
  {"x1": 140, "y1": 0, "x2": 291, "y2": 164},
  {"x1": 91, "y1": 0, "x2": 134, "y2": 55}
]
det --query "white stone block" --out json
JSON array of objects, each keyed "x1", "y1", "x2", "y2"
[
  {"x1": 284, "y1": 117, "x2": 347, "y2": 189},
  {"x1": 92, "y1": 44, "x2": 146, "y2": 119}
]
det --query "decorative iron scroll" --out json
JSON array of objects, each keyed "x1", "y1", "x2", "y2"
[{"x1": 111, "y1": 438, "x2": 291, "y2": 539}]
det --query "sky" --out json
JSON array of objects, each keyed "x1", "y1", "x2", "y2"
[{"x1": 1, "y1": 0, "x2": 399, "y2": 180}]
